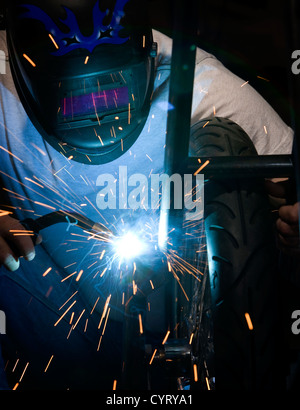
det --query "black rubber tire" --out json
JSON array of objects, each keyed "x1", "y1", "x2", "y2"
[{"x1": 190, "y1": 117, "x2": 283, "y2": 390}]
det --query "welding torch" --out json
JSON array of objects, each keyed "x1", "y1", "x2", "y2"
[{"x1": 21, "y1": 210, "x2": 112, "y2": 243}]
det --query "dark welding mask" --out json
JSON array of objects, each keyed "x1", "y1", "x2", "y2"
[{"x1": 6, "y1": 0, "x2": 157, "y2": 164}]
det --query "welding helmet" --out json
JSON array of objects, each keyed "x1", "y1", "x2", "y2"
[{"x1": 6, "y1": 0, "x2": 157, "y2": 164}]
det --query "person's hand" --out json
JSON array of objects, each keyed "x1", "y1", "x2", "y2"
[
  {"x1": 265, "y1": 179, "x2": 300, "y2": 255},
  {"x1": 275, "y1": 202, "x2": 300, "y2": 254},
  {"x1": 0, "y1": 214, "x2": 42, "y2": 271}
]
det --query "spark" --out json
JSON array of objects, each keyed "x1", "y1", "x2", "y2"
[
  {"x1": 78, "y1": 176, "x2": 88, "y2": 187},
  {"x1": 19, "y1": 362, "x2": 29, "y2": 382},
  {"x1": 84, "y1": 318, "x2": 88, "y2": 332},
  {"x1": 23, "y1": 53, "x2": 36, "y2": 67},
  {"x1": 0, "y1": 145, "x2": 23, "y2": 163},
  {"x1": 245, "y1": 312, "x2": 253, "y2": 330},
  {"x1": 33, "y1": 201, "x2": 56, "y2": 210},
  {"x1": 241, "y1": 80, "x2": 249, "y2": 87},
  {"x1": 48, "y1": 33, "x2": 59, "y2": 49},
  {"x1": 0, "y1": 210, "x2": 12, "y2": 217},
  {"x1": 205, "y1": 377, "x2": 211, "y2": 390},
  {"x1": 138, "y1": 313, "x2": 143, "y2": 334},
  {"x1": 67, "y1": 325, "x2": 73, "y2": 339},
  {"x1": 75, "y1": 269, "x2": 84, "y2": 281},
  {"x1": 61, "y1": 271, "x2": 77, "y2": 282},
  {"x1": 194, "y1": 160, "x2": 210, "y2": 175},
  {"x1": 162, "y1": 330, "x2": 170, "y2": 345},
  {"x1": 12, "y1": 358, "x2": 19, "y2": 372},
  {"x1": 59, "y1": 291, "x2": 78, "y2": 310},
  {"x1": 24, "y1": 177, "x2": 44, "y2": 188},
  {"x1": 54, "y1": 300, "x2": 77, "y2": 326},
  {"x1": 202, "y1": 120, "x2": 210, "y2": 128},
  {"x1": 146, "y1": 154, "x2": 153, "y2": 162},
  {"x1": 30, "y1": 143, "x2": 46, "y2": 156},
  {"x1": 199, "y1": 86, "x2": 208, "y2": 95},
  {"x1": 42, "y1": 267, "x2": 52, "y2": 277},
  {"x1": 69, "y1": 312, "x2": 74, "y2": 325},
  {"x1": 149, "y1": 348, "x2": 157, "y2": 365},
  {"x1": 100, "y1": 267, "x2": 107, "y2": 277},
  {"x1": 167, "y1": 249, "x2": 203, "y2": 280},
  {"x1": 84, "y1": 56, "x2": 89, "y2": 65},
  {"x1": 64, "y1": 262, "x2": 77, "y2": 269},
  {"x1": 111, "y1": 125, "x2": 116, "y2": 138},
  {"x1": 98, "y1": 294, "x2": 111, "y2": 329},
  {"x1": 90, "y1": 296, "x2": 100, "y2": 314},
  {"x1": 193, "y1": 364, "x2": 198, "y2": 382},
  {"x1": 98, "y1": 135, "x2": 104, "y2": 146},
  {"x1": 257, "y1": 75, "x2": 270, "y2": 82},
  {"x1": 45, "y1": 286, "x2": 53, "y2": 298},
  {"x1": 44, "y1": 355, "x2": 54, "y2": 372},
  {"x1": 53, "y1": 165, "x2": 65, "y2": 176},
  {"x1": 64, "y1": 168, "x2": 75, "y2": 181},
  {"x1": 84, "y1": 195, "x2": 109, "y2": 225},
  {"x1": 10, "y1": 229, "x2": 34, "y2": 235},
  {"x1": 73, "y1": 309, "x2": 85, "y2": 329},
  {"x1": 87, "y1": 260, "x2": 97, "y2": 269},
  {"x1": 97, "y1": 307, "x2": 110, "y2": 351},
  {"x1": 113, "y1": 379, "x2": 117, "y2": 390},
  {"x1": 132, "y1": 280, "x2": 137, "y2": 295},
  {"x1": 173, "y1": 271, "x2": 189, "y2": 302}
]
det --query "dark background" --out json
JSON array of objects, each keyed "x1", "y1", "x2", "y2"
[{"x1": 146, "y1": 0, "x2": 300, "y2": 128}]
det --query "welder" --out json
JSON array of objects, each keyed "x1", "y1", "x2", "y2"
[{"x1": 0, "y1": 0, "x2": 296, "y2": 389}]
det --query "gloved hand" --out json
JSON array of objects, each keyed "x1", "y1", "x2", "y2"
[
  {"x1": 265, "y1": 179, "x2": 300, "y2": 255},
  {"x1": 0, "y1": 214, "x2": 42, "y2": 272}
]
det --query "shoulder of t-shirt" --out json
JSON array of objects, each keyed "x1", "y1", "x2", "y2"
[
  {"x1": 152, "y1": 29, "x2": 217, "y2": 67},
  {"x1": 0, "y1": 31, "x2": 7, "y2": 54}
]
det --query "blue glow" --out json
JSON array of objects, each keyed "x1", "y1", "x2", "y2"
[{"x1": 113, "y1": 231, "x2": 146, "y2": 261}]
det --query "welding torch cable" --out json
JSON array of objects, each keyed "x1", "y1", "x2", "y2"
[{"x1": 21, "y1": 210, "x2": 113, "y2": 242}]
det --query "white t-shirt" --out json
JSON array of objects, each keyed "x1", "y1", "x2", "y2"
[{"x1": 153, "y1": 30, "x2": 293, "y2": 155}]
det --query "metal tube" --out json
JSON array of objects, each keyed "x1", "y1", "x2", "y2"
[
  {"x1": 185, "y1": 155, "x2": 294, "y2": 179},
  {"x1": 160, "y1": 0, "x2": 199, "y2": 338}
]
